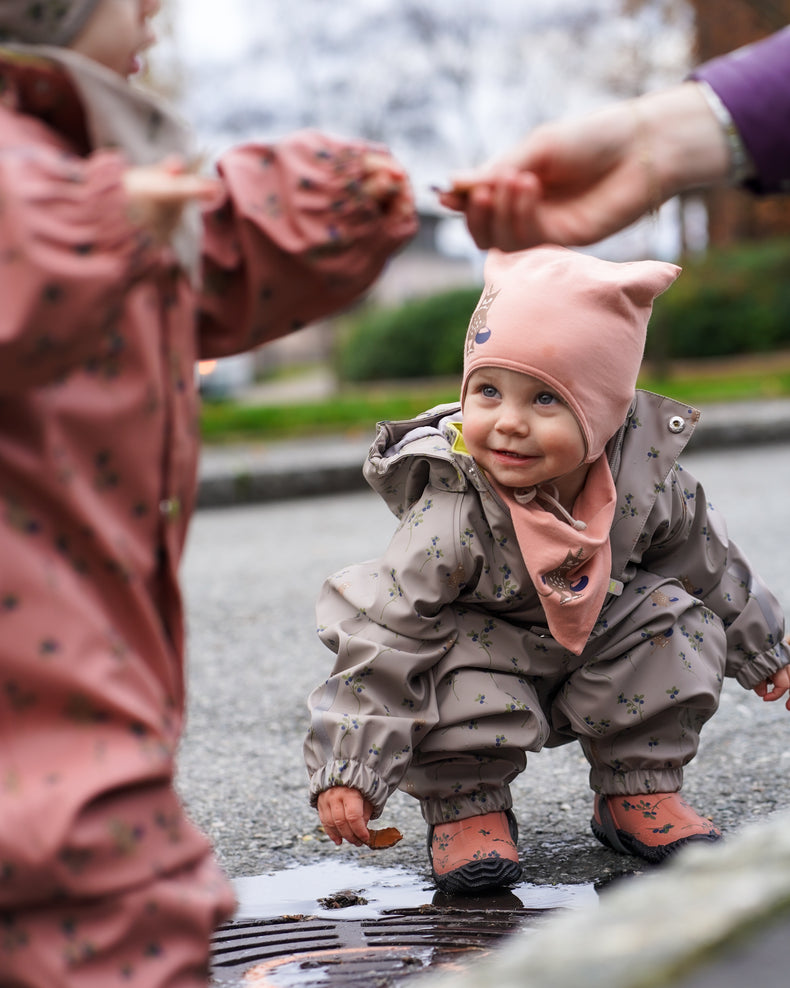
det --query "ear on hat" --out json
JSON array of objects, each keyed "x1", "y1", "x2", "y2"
[{"x1": 618, "y1": 260, "x2": 682, "y2": 307}]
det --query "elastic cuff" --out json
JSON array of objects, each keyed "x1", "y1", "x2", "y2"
[
  {"x1": 734, "y1": 640, "x2": 790, "y2": 690},
  {"x1": 308, "y1": 759, "x2": 389, "y2": 818},
  {"x1": 419, "y1": 788, "x2": 512, "y2": 826},
  {"x1": 590, "y1": 768, "x2": 683, "y2": 796}
]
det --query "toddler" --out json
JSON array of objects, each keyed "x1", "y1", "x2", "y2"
[
  {"x1": 305, "y1": 246, "x2": 790, "y2": 894},
  {"x1": 0, "y1": 1, "x2": 415, "y2": 984}
]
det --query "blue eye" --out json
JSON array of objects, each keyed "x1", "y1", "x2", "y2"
[
  {"x1": 481, "y1": 384, "x2": 499, "y2": 399},
  {"x1": 536, "y1": 392, "x2": 557, "y2": 406}
]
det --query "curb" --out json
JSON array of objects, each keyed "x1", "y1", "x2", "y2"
[
  {"x1": 196, "y1": 460, "x2": 368, "y2": 509},
  {"x1": 196, "y1": 400, "x2": 790, "y2": 509},
  {"x1": 196, "y1": 434, "x2": 372, "y2": 509},
  {"x1": 686, "y1": 399, "x2": 790, "y2": 450}
]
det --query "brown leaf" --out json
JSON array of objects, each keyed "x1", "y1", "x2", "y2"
[{"x1": 366, "y1": 826, "x2": 403, "y2": 849}]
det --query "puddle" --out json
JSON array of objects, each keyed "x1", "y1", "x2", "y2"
[
  {"x1": 213, "y1": 863, "x2": 598, "y2": 985},
  {"x1": 231, "y1": 859, "x2": 597, "y2": 921}
]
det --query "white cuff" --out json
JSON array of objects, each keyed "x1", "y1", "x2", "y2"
[{"x1": 695, "y1": 80, "x2": 755, "y2": 185}]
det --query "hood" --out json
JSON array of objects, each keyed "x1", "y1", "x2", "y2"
[{"x1": 363, "y1": 403, "x2": 485, "y2": 518}]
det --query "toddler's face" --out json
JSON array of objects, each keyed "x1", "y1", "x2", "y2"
[
  {"x1": 68, "y1": 0, "x2": 159, "y2": 78},
  {"x1": 462, "y1": 367, "x2": 587, "y2": 504}
]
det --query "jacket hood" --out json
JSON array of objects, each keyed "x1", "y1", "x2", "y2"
[{"x1": 364, "y1": 403, "x2": 483, "y2": 518}]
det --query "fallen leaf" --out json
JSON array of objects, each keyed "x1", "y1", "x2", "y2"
[
  {"x1": 366, "y1": 826, "x2": 403, "y2": 849},
  {"x1": 318, "y1": 890, "x2": 368, "y2": 909}
]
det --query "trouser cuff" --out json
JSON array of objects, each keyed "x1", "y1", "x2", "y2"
[
  {"x1": 419, "y1": 788, "x2": 512, "y2": 825},
  {"x1": 590, "y1": 767, "x2": 684, "y2": 795}
]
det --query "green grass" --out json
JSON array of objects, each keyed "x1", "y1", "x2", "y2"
[
  {"x1": 199, "y1": 381, "x2": 462, "y2": 443},
  {"x1": 200, "y1": 365, "x2": 790, "y2": 444},
  {"x1": 640, "y1": 369, "x2": 790, "y2": 405}
]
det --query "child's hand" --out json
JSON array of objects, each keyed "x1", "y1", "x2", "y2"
[
  {"x1": 317, "y1": 786, "x2": 374, "y2": 846},
  {"x1": 434, "y1": 171, "x2": 543, "y2": 251},
  {"x1": 360, "y1": 151, "x2": 416, "y2": 223},
  {"x1": 123, "y1": 156, "x2": 222, "y2": 245},
  {"x1": 753, "y1": 663, "x2": 790, "y2": 711}
]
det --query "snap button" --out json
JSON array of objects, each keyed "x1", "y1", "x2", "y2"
[
  {"x1": 159, "y1": 497, "x2": 181, "y2": 520},
  {"x1": 668, "y1": 415, "x2": 686, "y2": 434}
]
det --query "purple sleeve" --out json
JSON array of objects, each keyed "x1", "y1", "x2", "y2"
[{"x1": 689, "y1": 27, "x2": 790, "y2": 194}]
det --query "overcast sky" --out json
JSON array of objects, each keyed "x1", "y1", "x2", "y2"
[
  {"x1": 168, "y1": 0, "x2": 625, "y2": 62},
  {"x1": 161, "y1": 2, "x2": 690, "y2": 148}
]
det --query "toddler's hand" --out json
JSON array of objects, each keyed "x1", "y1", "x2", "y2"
[
  {"x1": 753, "y1": 662, "x2": 790, "y2": 711},
  {"x1": 360, "y1": 150, "x2": 416, "y2": 223},
  {"x1": 435, "y1": 170, "x2": 544, "y2": 251},
  {"x1": 317, "y1": 786, "x2": 374, "y2": 846},
  {"x1": 123, "y1": 156, "x2": 222, "y2": 245}
]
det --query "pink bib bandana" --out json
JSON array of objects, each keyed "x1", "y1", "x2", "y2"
[{"x1": 493, "y1": 455, "x2": 617, "y2": 654}]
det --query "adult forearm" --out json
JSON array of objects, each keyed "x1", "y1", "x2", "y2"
[{"x1": 634, "y1": 82, "x2": 732, "y2": 201}]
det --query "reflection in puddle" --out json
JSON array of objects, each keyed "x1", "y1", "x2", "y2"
[{"x1": 232, "y1": 859, "x2": 597, "y2": 921}]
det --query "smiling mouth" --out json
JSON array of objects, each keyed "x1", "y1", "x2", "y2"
[{"x1": 494, "y1": 449, "x2": 534, "y2": 460}]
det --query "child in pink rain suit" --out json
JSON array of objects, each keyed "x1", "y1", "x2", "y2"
[
  {"x1": 305, "y1": 246, "x2": 790, "y2": 895},
  {"x1": 0, "y1": 1, "x2": 416, "y2": 984}
]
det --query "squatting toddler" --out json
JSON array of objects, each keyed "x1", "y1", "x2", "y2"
[{"x1": 304, "y1": 246, "x2": 790, "y2": 894}]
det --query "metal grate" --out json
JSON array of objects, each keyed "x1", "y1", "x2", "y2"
[{"x1": 210, "y1": 904, "x2": 550, "y2": 987}]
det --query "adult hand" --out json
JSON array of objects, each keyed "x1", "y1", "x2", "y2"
[
  {"x1": 317, "y1": 787, "x2": 374, "y2": 846},
  {"x1": 123, "y1": 156, "x2": 222, "y2": 244},
  {"x1": 437, "y1": 83, "x2": 730, "y2": 251}
]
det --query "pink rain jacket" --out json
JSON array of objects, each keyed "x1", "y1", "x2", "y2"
[{"x1": 0, "y1": 51, "x2": 415, "y2": 920}]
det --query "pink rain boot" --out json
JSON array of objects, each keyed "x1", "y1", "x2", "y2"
[
  {"x1": 592, "y1": 792, "x2": 721, "y2": 864},
  {"x1": 428, "y1": 809, "x2": 522, "y2": 894}
]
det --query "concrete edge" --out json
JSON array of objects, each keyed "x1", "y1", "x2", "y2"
[
  {"x1": 196, "y1": 415, "x2": 790, "y2": 509},
  {"x1": 196, "y1": 464, "x2": 368, "y2": 509},
  {"x1": 687, "y1": 420, "x2": 790, "y2": 451}
]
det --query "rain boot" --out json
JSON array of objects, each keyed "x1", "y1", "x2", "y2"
[
  {"x1": 591, "y1": 792, "x2": 721, "y2": 864},
  {"x1": 428, "y1": 809, "x2": 522, "y2": 894}
]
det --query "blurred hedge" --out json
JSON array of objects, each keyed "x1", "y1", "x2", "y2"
[
  {"x1": 335, "y1": 285, "x2": 481, "y2": 381},
  {"x1": 646, "y1": 238, "x2": 790, "y2": 360},
  {"x1": 334, "y1": 239, "x2": 790, "y2": 382}
]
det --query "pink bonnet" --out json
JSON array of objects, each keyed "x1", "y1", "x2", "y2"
[{"x1": 462, "y1": 246, "x2": 681, "y2": 462}]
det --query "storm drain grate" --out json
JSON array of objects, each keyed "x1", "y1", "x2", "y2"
[{"x1": 210, "y1": 905, "x2": 551, "y2": 987}]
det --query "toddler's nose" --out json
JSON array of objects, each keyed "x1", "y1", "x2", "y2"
[{"x1": 495, "y1": 406, "x2": 529, "y2": 435}]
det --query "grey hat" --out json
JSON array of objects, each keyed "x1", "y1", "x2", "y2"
[{"x1": 0, "y1": 1, "x2": 103, "y2": 47}]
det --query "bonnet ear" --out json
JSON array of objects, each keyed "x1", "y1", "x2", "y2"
[{"x1": 618, "y1": 259, "x2": 682, "y2": 307}]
